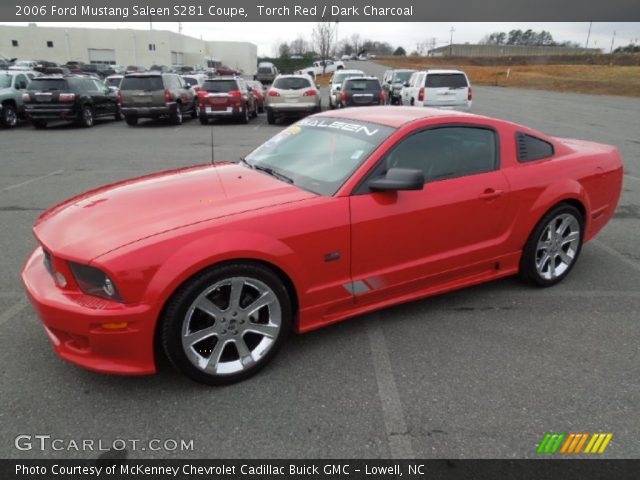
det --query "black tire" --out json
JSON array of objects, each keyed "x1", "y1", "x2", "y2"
[
  {"x1": 125, "y1": 116, "x2": 138, "y2": 126},
  {"x1": 161, "y1": 262, "x2": 292, "y2": 385},
  {"x1": 170, "y1": 104, "x2": 183, "y2": 125},
  {"x1": 114, "y1": 105, "x2": 123, "y2": 121},
  {"x1": 199, "y1": 114, "x2": 209, "y2": 125},
  {"x1": 32, "y1": 119, "x2": 47, "y2": 129},
  {"x1": 266, "y1": 109, "x2": 275, "y2": 125},
  {"x1": 190, "y1": 101, "x2": 198, "y2": 119},
  {"x1": 519, "y1": 203, "x2": 584, "y2": 287},
  {"x1": 1, "y1": 103, "x2": 18, "y2": 128},
  {"x1": 239, "y1": 106, "x2": 249, "y2": 124},
  {"x1": 77, "y1": 105, "x2": 94, "y2": 128}
]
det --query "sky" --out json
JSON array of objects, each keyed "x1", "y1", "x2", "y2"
[{"x1": 3, "y1": 22, "x2": 640, "y2": 56}]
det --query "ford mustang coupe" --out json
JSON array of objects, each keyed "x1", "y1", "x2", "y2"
[{"x1": 22, "y1": 107, "x2": 623, "y2": 385}]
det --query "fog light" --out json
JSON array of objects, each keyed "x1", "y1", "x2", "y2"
[{"x1": 55, "y1": 272, "x2": 67, "y2": 287}]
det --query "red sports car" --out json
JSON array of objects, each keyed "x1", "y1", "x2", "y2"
[{"x1": 22, "y1": 107, "x2": 623, "y2": 385}]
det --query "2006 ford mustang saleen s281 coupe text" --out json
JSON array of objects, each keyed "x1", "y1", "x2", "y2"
[{"x1": 22, "y1": 107, "x2": 623, "y2": 384}]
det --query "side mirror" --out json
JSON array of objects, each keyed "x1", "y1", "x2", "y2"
[
  {"x1": 335, "y1": 85, "x2": 341, "y2": 91},
  {"x1": 368, "y1": 168, "x2": 424, "y2": 192}
]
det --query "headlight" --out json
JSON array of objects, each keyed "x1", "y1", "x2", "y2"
[{"x1": 69, "y1": 262, "x2": 122, "y2": 302}]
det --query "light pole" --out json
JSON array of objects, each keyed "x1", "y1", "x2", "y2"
[
  {"x1": 610, "y1": 30, "x2": 616, "y2": 53},
  {"x1": 585, "y1": 21, "x2": 592, "y2": 48},
  {"x1": 449, "y1": 26, "x2": 455, "y2": 56}
]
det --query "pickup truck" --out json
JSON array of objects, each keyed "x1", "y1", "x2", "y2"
[{"x1": 297, "y1": 59, "x2": 345, "y2": 76}]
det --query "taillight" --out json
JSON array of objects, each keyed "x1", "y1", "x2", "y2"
[
  {"x1": 468, "y1": 86, "x2": 472, "y2": 101},
  {"x1": 303, "y1": 89, "x2": 318, "y2": 97},
  {"x1": 164, "y1": 89, "x2": 172, "y2": 103},
  {"x1": 116, "y1": 90, "x2": 122, "y2": 104},
  {"x1": 267, "y1": 90, "x2": 280, "y2": 97},
  {"x1": 228, "y1": 90, "x2": 242, "y2": 98},
  {"x1": 418, "y1": 87, "x2": 424, "y2": 102},
  {"x1": 59, "y1": 93, "x2": 76, "y2": 102},
  {"x1": 197, "y1": 90, "x2": 208, "y2": 98},
  {"x1": 22, "y1": 93, "x2": 30, "y2": 102},
  {"x1": 340, "y1": 91, "x2": 348, "y2": 102}
]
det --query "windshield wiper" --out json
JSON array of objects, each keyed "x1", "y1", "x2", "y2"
[
  {"x1": 253, "y1": 165, "x2": 294, "y2": 184},
  {"x1": 239, "y1": 157, "x2": 253, "y2": 168}
]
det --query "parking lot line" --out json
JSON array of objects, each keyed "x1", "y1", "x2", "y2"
[
  {"x1": 368, "y1": 319, "x2": 415, "y2": 459},
  {"x1": 0, "y1": 299, "x2": 27, "y2": 327},
  {"x1": 1, "y1": 170, "x2": 64, "y2": 192},
  {"x1": 592, "y1": 240, "x2": 640, "y2": 274}
]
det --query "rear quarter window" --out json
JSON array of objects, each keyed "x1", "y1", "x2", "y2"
[
  {"x1": 516, "y1": 133, "x2": 555, "y2": 162},
  {"x1": 425, "y1": 74, "x2": 469, "y2": 88}
]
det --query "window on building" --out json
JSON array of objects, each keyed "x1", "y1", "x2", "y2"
[
  {"x1": 148, "y1": 43, "x2": 156, "y2": 51},
  {"x1": 12, "y1": 40, "x2": 19, "y2": 47},
  {"x1": 47, "y1": 41, "x2": 54, "y2": 48}
]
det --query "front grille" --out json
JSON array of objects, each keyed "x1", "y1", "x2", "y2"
[{"x1": 42, "y1": 249, "x2": 54, "y2": 276}]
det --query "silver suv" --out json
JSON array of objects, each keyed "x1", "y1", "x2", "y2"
[{"x1": 119, "y1": 72, "x2": 196, "y2": 126}]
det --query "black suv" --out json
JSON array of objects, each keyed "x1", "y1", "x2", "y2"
[
  {"x1": 338, "y1": 77, "x2": 383, "y2": 108},
  {"x1": 119, "y1": 73, "x2": 196, "y2": 126},
  {"x1": 23, "y1": 75, "x2": 121, "y2": 128}
]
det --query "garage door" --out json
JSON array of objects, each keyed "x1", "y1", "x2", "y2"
[
  {"x1": 171, "y1": 51, "x2": 184, "y2": 65},
  {"x1": 88, "y1": 49, "x2": 116, "y2": 65}
]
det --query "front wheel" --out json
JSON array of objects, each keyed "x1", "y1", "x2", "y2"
[
  {"x1": 519, "y1": 204, "x2": 584, "y2": 287},
  {"x1": 161, "y1": 263, "x2": 292, "y2": 385},
  {"x1": 77, "y1": 105, "x2": 94, "y2": 128}
]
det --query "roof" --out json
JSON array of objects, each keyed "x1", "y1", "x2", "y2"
[{"x1": 314, "y1": 106, "x2": 478, "y2": 128}]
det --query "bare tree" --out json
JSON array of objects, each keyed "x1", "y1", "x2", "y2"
[
  {"x1": 312, "y1": 21, "x2": 336, "y2": 73},
  {"x1": 289, "y1": 36, "x2": 308, "y2": 55}
]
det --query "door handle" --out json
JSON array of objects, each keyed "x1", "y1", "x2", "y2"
[{"x1": 478, "y1": 188, "x2": 504, "y2": 200}]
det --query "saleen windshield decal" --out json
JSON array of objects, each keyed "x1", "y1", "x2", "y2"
[{"x1": 298, "y1": 118, "x2": 380, "y2": 136}]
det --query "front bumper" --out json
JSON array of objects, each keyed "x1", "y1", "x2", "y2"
[{"x1": 21, "y1": 247, "x2": 157, "y2": 375}]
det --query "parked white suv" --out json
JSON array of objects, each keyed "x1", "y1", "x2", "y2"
[
  {"x1": 401, "y1": 69, "x2": 472, "y2": 111},
  {"x1": 328, "y1": 69, "x2": 364, "y2": 109}
]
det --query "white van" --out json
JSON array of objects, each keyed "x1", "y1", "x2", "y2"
[{"x1": 401, "y1": 69, "x2": 472, "y2": 111}]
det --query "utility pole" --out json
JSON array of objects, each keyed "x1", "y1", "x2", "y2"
[
  {"x1": 585, "y1": 21, "x2": 592, "y2": 48},
  {"x1": 449, "y1": 26, "x2": 455, "y2": 56},
  {"x1": 610, "y1": 30, "x2": 616, "y2": 53}
]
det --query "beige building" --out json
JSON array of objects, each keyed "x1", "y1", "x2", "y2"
[{"x1": 0, "y1": 24, "x2": 257, "y2": 74}]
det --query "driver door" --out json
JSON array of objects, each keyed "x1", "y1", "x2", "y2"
[{"x1": 349, "y1": 125, "x2": 510, "y2": 305}]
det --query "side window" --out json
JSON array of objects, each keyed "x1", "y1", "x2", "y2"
[
  {"x1": 384, "y1": 126, "x2": 498, "y2": 183},
  {"x1": 516, "y1": 132, "x2": 554, "y2": 162}
]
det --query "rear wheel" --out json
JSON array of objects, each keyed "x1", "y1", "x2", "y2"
[
  {"x1": 77, "y1": 105, "x2": 94, "y2": 128},
  {"x1": 125, "y1": 116, "x2": 138, "y2": 126},
  {"x1": 239, "y1": 106, "x2": 249, "y2": 124},
  {"x1": 199, "y1": 114, "x2": 209, "y2": 125},
  {"x1": 170, "y1": 105, "x2": 183, "y2": 125},
  {"x1": 32, "y1": 119, "x2": 47, "y2": 129},
  {"x1": 266, "y1": 109, "x2": 275, "y2": 125},
  {"x1": 190, "y1": 100, "x2": 198, "y2": 119},
  {"x1": 519, "y1": 204, "x2": 584, "y2": 287},
  {"x1": 114, "y1": 105, "x2": 123, "y2": 121},
  {"x1": 1, "y1": 103, "x2": 18, "y2": 128},
  {"x1": 161, "y1": 263, "x2": 292, "y2": 385}
]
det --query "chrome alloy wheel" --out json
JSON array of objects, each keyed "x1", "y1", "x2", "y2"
[
  {"x1": 535, "y1": 213, "x2": 581, "y2": 280},
  {"x1": 181, "y1": 277, "x2": 282, "y2": 376}
]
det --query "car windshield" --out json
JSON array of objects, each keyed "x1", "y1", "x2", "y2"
[
  {"x1": 333, "y1": 72, "x2": 362, "y2": 84},
  {"x1": 345, "y1": 79, "x2": 380, "y2": 91},
  {"x1": 244, "y1": 117, "x2": 395, "y2": 196},
  {"x1": 426, "y1": 73, "x2": 468, "y2": 88},
  {"x1": 202, "y1": 80, "x2": 238, "y2": 93},
  {"x1": 393, "y1": 71, "x2": 414, "y2": 83},
  {"x1": 27, "y1": 79, "x2": 68, "y2": 91},
  {"x1": 105, "y1": 77, "x2": 122, "y2": 87},
  {"x1": 0, "y1": 74, "x2": 12, "y2": 88},
  {"x1": 120, "y1": 76, "x2": 164, "y2": 90},
  {"x1": 273, "y1": 77, "x2": 311, "y2": 90}
]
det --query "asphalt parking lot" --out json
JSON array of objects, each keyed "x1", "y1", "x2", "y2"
[{"x1": 1, "y1": 61, "x2": 639, "y2": 459}]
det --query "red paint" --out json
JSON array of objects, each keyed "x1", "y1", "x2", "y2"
[{"x1": 22, "y1": 107, "x2": 623, "y2": 375}]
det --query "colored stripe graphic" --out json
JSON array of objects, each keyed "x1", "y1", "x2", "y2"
[{"x1": 539, "y1": 433, "x2": 613, "y2": 454}]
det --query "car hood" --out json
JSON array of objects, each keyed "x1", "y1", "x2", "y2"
[{"x1": 34, "y1": 162, "x2": 315, "y2": 260}]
